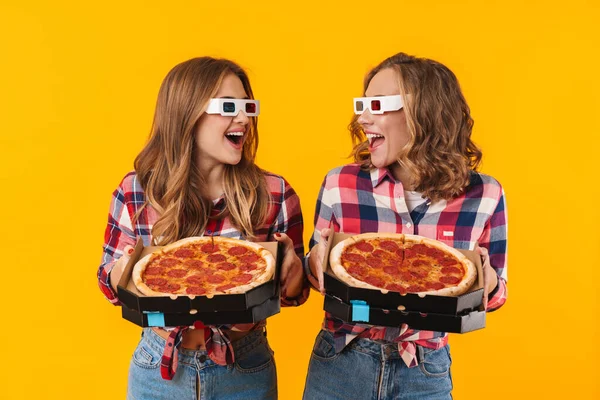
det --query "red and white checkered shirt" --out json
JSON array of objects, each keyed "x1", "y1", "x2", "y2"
[
  {"x1": 310, "y1": 164, "x2": 508, "y2": 368},
  {"x1": 98, "y1": 171, "x2": 307, "y2": 378}
]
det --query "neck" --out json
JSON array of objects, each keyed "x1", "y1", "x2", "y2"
[
  {"x1": 196, "y1": 158, "x2": 226, "y2": 200},
  {"x1": 389, "y1": 161, "x2": 414, "y2": 190}
]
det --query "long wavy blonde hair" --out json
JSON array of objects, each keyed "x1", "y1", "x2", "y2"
[
  {"x1": 134, "y1": 57, "x2": 269, "y2": 244},
  {"x1": 350, "y1": 52, "x2": 482, "y2": 202}
]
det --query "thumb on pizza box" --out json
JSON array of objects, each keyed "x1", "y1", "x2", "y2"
[
  {"x1": 274, "y1": 232, "x2": 295, "y2": 279},
  {"x1": 273, "y1": 232, "x2": 294, "y2": 251},
  {"x1": 109, "y1": 245, "x2": 135, "y2": 291},
  {"x1": 124, "y1": 245, "x2": 135, "y2": 256}
]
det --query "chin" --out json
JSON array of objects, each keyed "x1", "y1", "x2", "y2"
[
  {"x1": 370, "y1": 156, "x2": 387, "y2": 169},
  {"x1": 224, "y1": 156, "x2": 243, "y2": 166}
]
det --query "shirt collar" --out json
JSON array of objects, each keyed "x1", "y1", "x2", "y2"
[{"x1": 370, "y1": 166, "x2": 397, "y2": 188}]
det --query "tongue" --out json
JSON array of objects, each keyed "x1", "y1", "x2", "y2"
[{"x1": 371, "y1": 137, "x2": 384, "y2": 148}]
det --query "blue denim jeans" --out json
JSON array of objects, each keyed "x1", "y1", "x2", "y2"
[
  {"x1": 303, "y1": 330, "x2": 452, "y2": 400},
  {"x1": 127, "y1": 328, "x2": 277, "y2": 400}
]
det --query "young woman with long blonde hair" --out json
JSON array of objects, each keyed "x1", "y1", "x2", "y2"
[{"x1": 98, "y1": 57, "x2": 307, "y2": 399}]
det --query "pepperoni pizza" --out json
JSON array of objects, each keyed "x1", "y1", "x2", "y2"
[
  {"x1": 329, "y1": 233, "x2": 477, "y2": 296},
  {"x1": 132, "y1": 236, "x2": 275, "y2": 296}
]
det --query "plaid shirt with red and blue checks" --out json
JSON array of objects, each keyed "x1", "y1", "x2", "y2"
[
  {"x1": 310, "y1": 164, "x2": 508, "y2": 368},
  {"x1": 98, "y1": 171, "x2": 307, "y2": 378}
]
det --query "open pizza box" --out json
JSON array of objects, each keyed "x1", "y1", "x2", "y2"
[
  {"x1": 117, "y1": 238, "x2": 283, "y2": 314},
  {"x1": 121, "y1": 295, "x2": 281, "y2": 328},
  {"x1": 322, "y1": 232, "x2": 485, "y2": 315}
]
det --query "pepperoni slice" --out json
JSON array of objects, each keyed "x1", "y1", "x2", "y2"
[
  {"x1": 185, "y1": 275, "x2": 204, "y2": 285},
  {"x1": 239, "y1": 263, "x2": 258, "y2": 271},
  {"x1": 184, "y1": 259, "x2": 204, "y2": 269},
  {"x1": 409, "y1": 269, "x2": 428, "y2": 279},
  {"x1": 173, "y1": 248, "x2": 195, "y2": 258},
  {"x1": 342, "y1": 253, "x2": 365, "y2": 263},
  {"x1": 425, "y1": 248, "x2": 445, "y2": 259},
  {"x1": 411, "y1": 259, "x2": 429, "y2": 267},
  {"x1": 406, "y1": 284, "x2": 426, "y2": 293},
  {"x1": 145, "y1": 266, "x2": 165, "y2": 276},
  {"x1": 232, "y1": 274, "x2": 253, "y2": 283},
  {"x1": 186, "y1": 286, "x2": 207, "y2": 295},
  {"x1": 372, "y1": 249, "x2": 388, "y2": 259},
  {"x1": 439, "y1": 257, "x2": 458, "y2": 266},
  {"x1": 163, "y1": 283, "x2": 181, "y2": 292},
  {"x1": 217, "y1": 262, "x2": 236, "y2": 271},
  {"x1": 364, "y1": 275, "x2": 385, "y2": 288},
  {"x1": 240, "y1": 253, "x2": 260, "y2": 263},
  {"x1": 400, "y1": 272, "x2": 413, "y2": 282},
  {"x1": 216, "y1": 283, "x2": 236, "y2": 292},
  {"x1": 366, "y1": 256, "x2": 384, "y2": 268},
  {"x1": 145, "y1": 278, "x2": 167, "y2": 286},
  {"x1": 441, "y1": 266, "x2": 462, "y2": 275},
  {"x1": 440, "y1": 275, "x2": 461, "y2": 285},
  {"x1": 395, "y1": 248, "x2": 405, "y2": 261},
  {"x1": 347, "y1": 264, "x2": 368, "y2": 278},
  {"x1": 425, "y1": 281, "x2": 445, "y2": 290},
  {"x1": 403, "y1": 248, "x2": 416, "y2": 259},
  {"x1": 383, "y1": 266, "x2": 400, "y2": 276},
  {"x1": 159, "y1": 258, "x2": 179, "y2": 267},
  {"x1": 355, "y1": 241, "x2": 374, "y2": 252},
  {"x1": 379, "y1": 240, "x2": 400, "y2": 251},
  {"x1": 385, "y1": 283, "x2": 407, "y2": 295},
  {"x1": 207, "y1": 275, "x2": 225, "y2": 284},
  {"x1": 410, "y1": 244, "x2": 429, "y2": 254},
  {"x1": 201, "y1": 244, "x2": 220, "y2": 253},
  {"x1": 228, "y1": 246, "x2": 248, "y2": 256},
  {"x1": 167, "y1": 269, "x2": 187, "y2": 278},
  {"x1": 207, "y1": 254, "x2": 227, "y2": 263}
]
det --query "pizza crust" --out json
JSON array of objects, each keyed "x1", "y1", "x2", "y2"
[
  {"x1": 329, "y1": 233, "x2": 476, "y2": 297},
  {"x1": 131, "y1": 236, "x2": 276, "y2": 297}
]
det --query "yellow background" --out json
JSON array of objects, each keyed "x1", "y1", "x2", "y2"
[{"x1": 1, "y1": 0, "x2": 598, "y2": 399}]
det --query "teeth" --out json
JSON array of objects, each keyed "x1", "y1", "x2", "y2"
[
  {"x1": 366, "y1": 133, "x2": 384, "y2": 141},
  {"x1": 226, "y1": 132, "x2": 244, "y2": 136}
]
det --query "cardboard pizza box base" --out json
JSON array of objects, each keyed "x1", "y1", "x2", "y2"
[
  {"x1": 324, "y1": 294, "x2": 485, "y2": 333},
  {"x1": 117, "y1": 238, "x2": 283, "y2": 313},
  {"x1": 122, "y1": 295, "x2": 281, "y2": 328},
  {"x1": 322, "y1": 232, "x2": 485, "y2": 315}
]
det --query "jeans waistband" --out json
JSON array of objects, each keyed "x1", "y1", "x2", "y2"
[{"x1": 140, "y1": 328, "x2": 266, "y2": 366}]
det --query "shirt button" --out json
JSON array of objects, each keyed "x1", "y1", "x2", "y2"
[
  {"x1": 206, "y1": 230, "x2": 212, "y2": 235},
  {"x1": 199, "y1": 354, "x2": 207, "y2": 363},
  {"x1": 405, "y1": 222, "x2": 412, "y2": 228}
]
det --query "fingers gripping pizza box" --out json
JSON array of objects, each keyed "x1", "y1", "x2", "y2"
[
  {"x1": 117, "y1": 237, "x2": 283, "y2": 313},
  {"x1": 121, "y1": 296, "x2": 281, "y2": 328},
  {"x1": 322, "y1": 232, "x2": 485, "y2": 315},
  {"x1": 323, "y1": 294, "x2": 485, "y2": 334}
]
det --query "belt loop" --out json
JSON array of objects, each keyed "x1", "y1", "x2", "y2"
[{"x1": 415, "y1": 344, "x2": 422, "y2": 365}]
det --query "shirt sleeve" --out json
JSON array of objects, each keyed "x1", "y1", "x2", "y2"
[
  {"x1": 273, "y1": 178, "x2": 309, "y2": 307},
  {"x1": 478, "y1": 186, "x2": 508, "y2": 312},
  {"x1": 309, "y1": 175, "x2": 336, "y2": 249},
  {"x1": 97, "y1": 181, "x2": 137, "y2": 305},
  {"x1": 303, "y1": 175, "x2": 336, "y2": 290}
]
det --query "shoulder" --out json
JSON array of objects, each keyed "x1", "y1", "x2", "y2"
[
  {"x1": 114, "y1": 171, "x2": 145, "y2": 200},
  {"x1": 466, "y1": 171, "x2": 504, "y2": 200},
  {"x1": 321, "y1": 163, "x2": 369, "y2": 188},
  {"x1": 262, "y1": 171, "x2": 293, "y2": 194}
]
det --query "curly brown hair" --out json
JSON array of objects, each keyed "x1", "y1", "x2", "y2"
[{"x1": 350, "y1": 52, "x2": 482, "y2": 202}]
